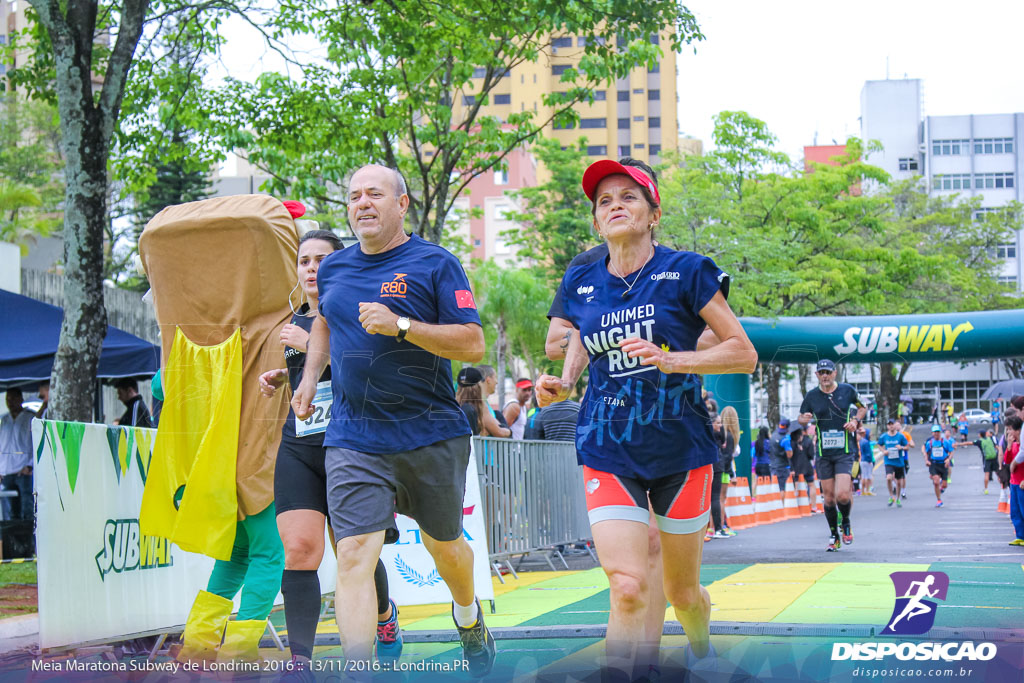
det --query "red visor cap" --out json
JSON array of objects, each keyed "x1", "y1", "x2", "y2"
[{"x1": 581, "y1": 159, "x2": 660, "y2": 206}]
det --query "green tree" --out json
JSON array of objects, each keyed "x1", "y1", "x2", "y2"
[
  {"x1": 0, "y1": 96, "x2": 64, "y2": 250},
  {"x1": 504, "y1": 137, "x2": 594, "y2": 278},
  {"x1": 213, "y1": 0, "x2": 703, "y2": 243},
  {"x1": 6, "y1": 0, "x2": 260, "y2": 420},
  {"x1": 469, "y1": 260, "x2": 553, "y2": 407}
]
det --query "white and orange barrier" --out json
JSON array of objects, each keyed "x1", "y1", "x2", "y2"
[{"x1": 724, "y1": 477, "x2": 755, "y2": 529}]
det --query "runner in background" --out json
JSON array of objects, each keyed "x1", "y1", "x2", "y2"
[
  {"x1": 958, "y1": 413, "x2": 970, "y2": 443},
  {"x1": 973, "y1": 429, "x2": 1001, "y2": 494},
  {"x1": 898, "y1": 419, "x2": 915, "y2": 499},
  {"x1": 798, "y1": 359, "x2": 866, "y2": 551},
  {"x1": 858, "y1": 426, "x2": 876, "y2": 495},
  {"x1": 258, "y1": 231, "x2": 403, "y2": 675},
  {"x1": 922, "y1": 424, "x2": 954, "y2": 507},
  {"x1": 877, "y1": 419, "x2": 909, "y2": 509}
]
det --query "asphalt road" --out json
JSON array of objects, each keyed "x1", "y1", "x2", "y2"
[{"x1": 702, "y1": 423, "x2": 1021, "y2": 564}]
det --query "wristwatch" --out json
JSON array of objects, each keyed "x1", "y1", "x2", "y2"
[{"x1": 396, "y1": 316, "x2": 411, "y2": 342}]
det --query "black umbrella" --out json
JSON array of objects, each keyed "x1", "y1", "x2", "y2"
[{"x1": 980, "y1": 379, "x2": 1024, "y2": 401}]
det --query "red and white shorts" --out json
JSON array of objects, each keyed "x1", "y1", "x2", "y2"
[{"x1": 582, "y1": 464, "x2": 713, "y2": 535}]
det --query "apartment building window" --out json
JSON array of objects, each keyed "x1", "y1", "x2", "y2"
[
  {"x1": 649, "y1": 117, "x2": 661, "y2": 128},
  {"x1": 932, "y1": 174, "x2": 971, "y2": 191},
  {"x1": 649, "y1": 144, "x2": 662, "y2": 156},
  {"x1": 634, "y1": 143, "x2": 645, "y2": 150},
  {"x1": 552, "y1": 120, "x2": 575, "y2": 130},
  {"x1": 898, "y1": 157, "x2": 919, "y2": 171},
  {"x1": 632, "y1": 115, "x2": 644, "y2": 122},
  {"x1": 975, "y1": 172, "x2": 1015, "y2": 189},
  {"x1": 973, "y1": 207, "x2": 999, "y2": 221},
  {"x1": 493, "y1": 93, "x2": 511, "y2": 105},
  {"x1": 552, "y1": 36, "x2": 573, "y2": 48},
  {"x1": 648, "y1": 89, "x2": 660, "y2": 100},
  {"x1": 931, "y1": 139, "x2": 970, "y2": 155},
  {"x1": 997, "y1": 275, "x2": 1018, "y2": 287},
  {"x1": 494, "y1": 169, "x2": 508, "y2": 185},
  {"x1": 462, "y1": 95, "x2": 476, "y2": 106},
  {"x1": 649, "y1": 34, "x2": 660, "y2": 44},
  {"x1": 594, "y1": 90, "x2": 607, "y2": 101},
  {"x1": 617, "y1": 90, "x2": 629, "y2": 101},
  {"x1": 618, "y1": 145, "x2": 630, "y2": 157},
  {"x1": 995, "y1": 243, "x2": 1017, "y2": 259},
  {"x1": 552, "y1": 65, "x2": 570, "y2": 75},
  {"x1": 633, "y1": 88, "x2": 644, "y2": 94},
  {"x1": 975, "y1": 137, "x2": 1014, "y2": 154},
  {"x1": 587, "y1": 145, "x2": 608, "y2": 156},
  {"x1": 579, "y1": 118, "x2": 607, "y2": 129},
  {"x1": 618, "y1": 117, "x2": 629, "y2": 128},
  {"x1": 472, "y1": 67, "x2": 487, "y2": 78},
  {"x1": 648, "y1": 63, "x2": 660, "y2": 73}
]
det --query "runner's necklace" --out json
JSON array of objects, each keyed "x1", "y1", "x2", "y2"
[{"x1": 611, "y1": 246, "x2": 655, "y2": 299}]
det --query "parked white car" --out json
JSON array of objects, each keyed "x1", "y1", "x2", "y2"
[{"x1": 962, "y1": 409, "x2": 990, "y2": 424}]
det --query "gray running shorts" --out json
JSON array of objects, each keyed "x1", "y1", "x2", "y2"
[
  {"x1": 817, "y1": 452, "x2": 855, "y2": 480},
  {"x1": 325, "y1": 435, "x2": 471, "y2": 543}
]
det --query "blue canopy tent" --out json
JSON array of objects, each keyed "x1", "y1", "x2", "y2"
[{"x1": 0, "y1": 290, "x2": 160, "y2": 414}]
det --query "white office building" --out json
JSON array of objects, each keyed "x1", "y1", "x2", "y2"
[{"x1": 860, "y1": 78, "x2": 1023, "y2": 291}]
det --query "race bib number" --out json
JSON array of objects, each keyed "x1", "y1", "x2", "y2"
[
  {"x1": 295, "y1": 381, "x2": 332, "y2": 437},
  {"x1": 931, "y1": 447, "x2": 945, "y2": 461},
  {"x1": 822, "y1": 430, "x2": 845, "y2": 449}
]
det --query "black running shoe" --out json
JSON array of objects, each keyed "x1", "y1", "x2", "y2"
[{"x1": 453, "y1": 599, "x2": 496, "y2": 677}]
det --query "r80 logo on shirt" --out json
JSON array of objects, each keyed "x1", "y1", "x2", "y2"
[{"x1": 380, "y1": 273, "x2": 408, "y2": 298}]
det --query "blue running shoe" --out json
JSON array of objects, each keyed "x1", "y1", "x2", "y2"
[{"x1": 375, "y1": 598, "x2": 403, "y2": 662}]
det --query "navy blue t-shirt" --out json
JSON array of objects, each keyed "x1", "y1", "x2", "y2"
[
  {"x1": 558, "y1": 244, "x2": 729, "y2": 479},
  {"x1": 317, "y1": 234, "x2": 479, "y2": 453}
]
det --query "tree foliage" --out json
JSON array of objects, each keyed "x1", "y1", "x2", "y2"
[
  {"x1": 210, "y1": 0, "x2": 703, "y2": 243},
  {"x1": 504, "y1": 137, "x2": 595, "y2": 278},
  {"x1": 0, "y1": 97, "x2": 64, "y2": 252},
  {"x1": 468, "y1": 260, "x2": 554, "y2": 406}
]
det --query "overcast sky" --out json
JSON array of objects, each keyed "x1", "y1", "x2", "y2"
[{"x1": 676, "y1": 0, "x2": 1024, "y2": 161}]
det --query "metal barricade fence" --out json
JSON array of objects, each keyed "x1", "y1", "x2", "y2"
[{"x1": 473, "y1": 436, "x2": 594, "y2": 575}]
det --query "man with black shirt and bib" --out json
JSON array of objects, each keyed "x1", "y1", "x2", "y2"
[{"x1": 798, "y1": 359, "x2": 866, "y2": 552}]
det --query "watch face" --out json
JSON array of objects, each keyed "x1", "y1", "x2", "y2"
[{"x1": 398, "y1": 317, "x2": 411, "y2": 330}]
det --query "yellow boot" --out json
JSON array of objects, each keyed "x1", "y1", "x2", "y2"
[
  {"x1": 216, "y1": 619, "x2": 267, "y2": 662},
  {"x1": 178, "y1": 590, "x2": 233, "y2": 664}
]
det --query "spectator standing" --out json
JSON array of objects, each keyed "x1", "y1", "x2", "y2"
[
  {"x1": 1003, "y1": 415, "x2": 1023, "y2": 546},
  {"x1": 503, "y1": 379, "x2": 534, "y2": 440},
  {"x1": 768, "y1": 417, "x2": 794, "y2": 492},
  {"x1": 0, "y1": 388, "x2": 35, "y2": 522},
  {"x1": 524, "y1": 396, "x2": 579, "y2": 442},
  {"x1": 707, "y1": 416, "x2": 731, "y2": 540},
  {"x1": 476, "y1": 365, "x2": 510, "y2": 429},
  {"x1": 456, "y1": 368, "x2": 511, "y2": 438},
  {"x1": 720, "y1": 406, "x2": 740, "y2": 534},
  {"x1": 36, "y1": 382, "x2": 49, "y2": 420},
  {"x1": 752, "y1": 427, "x2": 771, "y2": 477},
  {"x1": 113, "y1": 378, "x2": 153, "y2": 428}
]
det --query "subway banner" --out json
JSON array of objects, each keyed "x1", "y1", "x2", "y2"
[
  {"x1": 740, "y1": 309, "x2": 1024, "y2": 363},
  {"x1": 31, "y1": 420, "x2": 338, "y2": 649},
  {"x1": 379, "y1": 449, "x2": 494, "y2": 606}
]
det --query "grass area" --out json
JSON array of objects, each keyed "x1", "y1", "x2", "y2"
[
  {"x1": 0, "y1": 561, "x2": 36, "y2": 587},
  {"x1": 0, "y1": 561, "x2": 38, "y2": 619}
]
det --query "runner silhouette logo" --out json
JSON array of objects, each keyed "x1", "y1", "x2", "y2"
[{"x1": 881, "y1": 571, "x2": 949, "y2": 635}]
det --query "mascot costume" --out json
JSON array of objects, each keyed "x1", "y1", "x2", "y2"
[{"x1": 138, "y1": 195, "x2": 304, "y2": 662}]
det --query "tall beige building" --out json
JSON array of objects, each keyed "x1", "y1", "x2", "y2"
[
  {"x1": 1, "y1": 0, "x2": 31, "y2": 88},
  {"x1": 455, "y1": 32, "x2": 679, "y2": 168}
]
